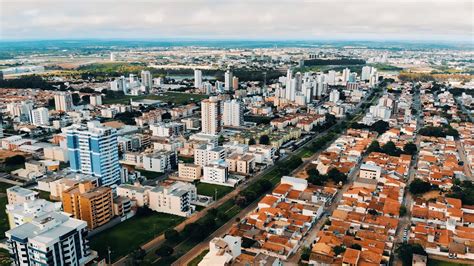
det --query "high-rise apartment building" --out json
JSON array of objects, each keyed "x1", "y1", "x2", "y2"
[
  {"x1": 342, "y1": 68, "x2": 351, "y2": 83},
  {"x1": 141, "y1": 70, "x2": 152, "y2": 91},
  {"x1": 31, "y1": 107, "x2": 50, "y2": 126},
  {"x1": 62, "y1": 181, "x2": 114, "y2": 229},
  {"x1": 54, "y1": 92, "x2": 73, "y2": 112},
  {"x1": 361, "y1": 66, "x2": 372, "y2": 81},
  {"x1": 224, "y1": 69, "x2": 233, "y2": 90},
  {"x1": 65, "y1": 121, "x2": 120, "y2": 186},
  {"x1": 232, "y1": 76, "x2": 239, "y2": 90},
  {"x1": 223, "y1": 99, "x2": 243, "y2": 127},
  {"x1": 194, "y1": 69, "x2": 202, "y2": 89},
  {"x1": 329, "y1": 89, "x2": 340, "y2": 103},
  {"x1": 6, "y1": 212, "x2": 95, "y2": 266},
  {"x1": 201, "y1": 97, "x2": 221, "y2": 135}
]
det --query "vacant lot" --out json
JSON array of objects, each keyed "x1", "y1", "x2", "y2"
[
  {"x1": 196, "y1": 183, "x2": 233, "y2": 200},
  {"x1": 89, "y1": 210, "x2": 184, "y2": 262}
]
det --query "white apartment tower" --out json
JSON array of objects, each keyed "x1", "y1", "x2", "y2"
[
  {"x1": 223, "y1": 100, "x2": 243, "y2": 127},
  {"x1": 6, "y1": 212, "x2": 95, "y2": 266},
  {"x1": 31, "y1": 107, "x2": 50, "y2": 126},
  {"x1": 342, "y1": 68, "x2": 351, "y2": 83},
  {"x1": 361, "y1": 66, "x2": 372, "y2": 81},
  {"x1": 54, "y1": 92, "x2": 73, "y2": 112},
  {"x1": 224, "y1": 68, "x2": 233, "y2": 90},
  {"x1": 194, "y1": 69, "x2": 203, "y2": 89},
  {"x1": 329, "y1": 89, "x2": 340, "y2": 103},
  {"x1": 201, "y1": 97, "x2": 221, "y2": 135},
  {"x1": 141, "y1": 70, "x2": 152, "y2": 91}
]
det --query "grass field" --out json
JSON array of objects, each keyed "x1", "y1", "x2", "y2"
[
  {"x1": 196, "y1": 183, "x2": 233, "y2": 200},
  {"x1": 0, "y1": 248, "x2": 11, "y2": 265},
  {"x1": 0, "y1": 182, "x2": 14, "y2": 193},
  {"x1": 0, "y1": 197, "x2": 9, "y2": 238},
  {"x1": 187, "y1": 249, "x2": 209, "y2": 266},
  {"x1": 89, "y1": 210, "x2": 184, "y2": 262},
  {"x1": 135, "y1": 169, "x2": 165, "y2": 180},
  {"x1": 103, "y1": 92, "x2": 208, "y2": 105}
]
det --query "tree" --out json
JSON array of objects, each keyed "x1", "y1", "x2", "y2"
[
  {"x1": 381, "y1": 141, "x2": 402, "y2": 156},
  {"x1": 370, "y1": 120, "x2": 390, "y2": 134},
  {"x1": 81, "y1": 95, "x2": 91, "y2": 104},
  {"x1": 366, "y1": 140, "x2": 381, "y2": 154},
  {"x1": 367, "y1": 209, "x2": 378, "y2": 216},
  {"x1": 5, "y1": 155, "x2": 25, "y2": 165},
  {"x1": 409, "y1": 178, "x2": 432, "y2": 195},
  {"x1": 307, "y1": 168, "x2": 327, "y2": 186},
  {"x1": 396, "y1": 243, "x2": 426, "y2": 266},
  {"x1": 399, "y1": 206, "x2": 407, "y2": 217},
  {"x1": 48, "y1": 98, "x2": 55, "y2": 108},
  {"x1": 71, "y1": 93, "x2": 81, "y2": 105},
  {"x1": 218, "y1": 135, "x2": 225, "y2": 145},
  {"x1": 130, "y1": 247, "x2": 146, "y2": 265},
  {"x1": 248, "y1": 138, "x2": 256, "y2": 145},
  {"x1": 333, "y1": 245, "x2": 346, "y2": 256},
  {"x1": 259, "y1": 135, "x2": 270, "y2": 145},
  {"x1": 155, "y1": 245, "x2": 173, "y2": 257},
  {"x1": 79, "y1": 87, "x2": 95, "y2": 93},
  {"x1": 300, "y1": 246, "x2": 311, "y2": 261},
  {"x1": 161, "y1": 112, "x2": 172, "y2": 120},
  {"x1": 164, "y1": 229, "x2": 180, "y2": 242},
  {"x1": 114, "y1": 111, "x2": 142, "y2": 125},
  {"x1": 327, "y1": 168, "x2": 348, "y2": 184},
  {"x1": 403, "y1": 142, "x2": 417, "y2": 156},
  {"x1": 350, "y1": 244, "x2": 362, "y2": 250}
]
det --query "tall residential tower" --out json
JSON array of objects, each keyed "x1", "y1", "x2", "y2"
[{"x1": 65, "y1": 121, "x2": 120, "y2": 186}]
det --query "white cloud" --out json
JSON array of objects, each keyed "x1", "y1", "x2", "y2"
[{"x1": 0, "y1": 0, "x2": 472, "y2": 41}]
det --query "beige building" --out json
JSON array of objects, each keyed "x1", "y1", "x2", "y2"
[
  {"x1": 7, "y1": 186, "x2": 38, "y2": 205},
  {"x1": 226, "y1": 153, "x2": 255, "y2": 175},
  {"x1": 359, "y1": 163, "x2": 382, "y2": 180},
  {"x1": 178, "y1": 163, "x2": 202, "y2": 180}
]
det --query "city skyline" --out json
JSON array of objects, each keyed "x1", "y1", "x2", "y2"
[{"x1": 1, "y1": 0, "x2": 472, "y2": 42}]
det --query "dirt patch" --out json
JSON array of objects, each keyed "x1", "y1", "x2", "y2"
[{"x1": 422, "y1": 190, "x2": 445, "y2": 201}]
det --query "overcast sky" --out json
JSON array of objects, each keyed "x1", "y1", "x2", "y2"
[{"x1": 1, "y1": 0, "x2": 473, "y2": 42}]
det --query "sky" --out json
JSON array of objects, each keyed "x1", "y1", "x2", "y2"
[{"x1": 1, "y1": 0, "x2": 473, "y2": 42}]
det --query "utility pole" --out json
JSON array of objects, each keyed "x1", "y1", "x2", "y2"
[
  {"x1": 107, "y1": 246, "x2": 111, "y2": 265},
  {"x1": 215, "y1": 188, "x2": 218, "y2": 202}
]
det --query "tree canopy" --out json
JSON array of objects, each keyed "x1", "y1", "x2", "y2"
[{"x1": 409, "y1": 178, "x2": 433, "y2": 195}]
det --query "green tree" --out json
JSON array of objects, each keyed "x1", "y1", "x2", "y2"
[
  {"x1": 333, "y1": 245, "x2": 346, "y2": 256},
  {"x1": 350, "y1": 244, "x2": 362, "y2": 250},
  {"x1": 370, "y1": 120, "x2": 390, "y2": 134},
  {"x1": 403, "y1": 142, "x2": 417, "y2": 155},
  {"x1": 155, "y1": 245, "x2": 174, "y2": 257},
  {"x1": 399, "y1": 206, "x2": 407, "y2": 217},
  {"x1": 259, "y1": 135, "x2": 270, "y2": 145},
  {"x1": 248, "y1": 138, "x2": 256, "y2": 145},
  {"x1": 366, "y1": 140, "x2": 381, "y2": 154},
  {"x1": 327, "y1": 168, "x2": 348, "y2": 184},
  {"x1": 5, "y1": 155, "x2": 25, "y2": 165},
  {"x1": 396, "y1": 243, "x2": 426, "y2": 266},
  {"x1": 409, "y1": 179, "x2": 432, "y2": 195},
  {"x1": 164, "y1": 229, "x2": 180, "y2": 242},
  {"x1": 130, "y1": 247, "x2": 146, "y2": 265},
  {"x1": 300, "y1": 246, "x2": 311, "y2": 261},
  {"x1": 381, "y1": 141, "x2": 402, "y2": 156},
  {"x1": 71, "y1": 93, "x2": 81, "y2": 105},
  {"x1": 218, "y1": 135, "x2": 225, "y2": 145}
]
